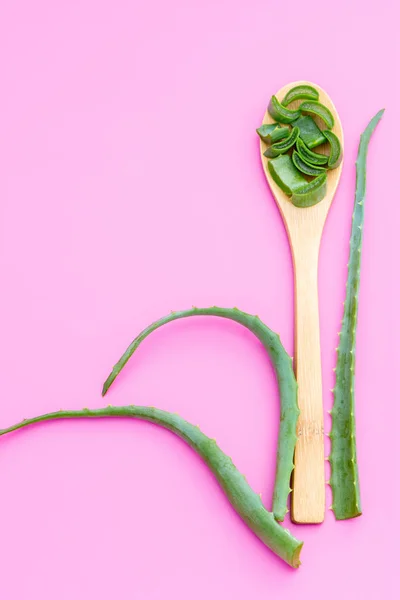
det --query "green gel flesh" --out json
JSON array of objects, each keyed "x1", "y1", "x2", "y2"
[
  {"x1": 291, "y1": 173, "x2": 327, "y2": 207},
  {"x1": 299, "y1": 100, "x2": 335, "y2": 129},
  {"x1": 292, "y1": 115, "x2": 325, "y2": 149},
  {"x1": 256, "y1": 123, "x2": 280, "y2": 141},
  {"x1": 264, "y1": 127, "x2": 299, "y2": 158},
  {"x1": 322, "y1": 129, "x2": 343, "y2": 169},
  {"x1": 281, "y1": 84, "x2": 319, "y2": 107},
  {"x1": 292, "y1": 151, "x2": 326, "y2": 177},
  {"x1": 257, "y1": 123, "x2": 290, "y2": 144},
  {"x1": 296, "y1": 138, "x2": 328, "y2": 166},
  {"x1": 269, "y1": 126, "x2": 290, "y2": 143},
  {"x1": 268, "y1": 95, "x2": 300, "y2": 124},
  {"x1": 268, "y1": 154, "x2": 307, "y2": 196}
]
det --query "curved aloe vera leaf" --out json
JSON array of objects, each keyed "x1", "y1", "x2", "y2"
[
  {"x1": 0, "y1": 405, "x2": 303, "y2": 567},
  {"x1": 268, "y1": 95, "x2": 300, "y2": 124},
  {"x1": 281, "y1": 84, "x2": 319, "y2": 107},
  {"x1": 291, "y1": 173, "x2": 327, "y2": 208},
  {"x1": 322, "y1": 130, "x2": 343, "y2": 169},
  {"x1": 299, "y1": 100, "x2": 335, "y2": 129},
  {"x1": 264, "y1": 127, "x2": 300, "y2": 158},
  {"x1": 292, "y1": 150, "x2": 326, "y2": 177},
  {"x1": 102, "y1": 307, "x2": 299, "y2": 522},
  {"x1": 329, "y1": 109, "x2": 385, "y2": 520},
  {"x1": 296, "y1": 138, "x2": 328, "y2": 166}
]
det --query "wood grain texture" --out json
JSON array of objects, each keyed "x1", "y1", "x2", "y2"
[{"x1": 260, "y1": 81, "x2": 344, "y2": 523}]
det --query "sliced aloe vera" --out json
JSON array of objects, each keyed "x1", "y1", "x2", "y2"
[
  {"x1": 291, "y1": 173, "x2": 327, "y2": 208},
  {"x1": 256, "y1": 123, "x2": 280, "y2": 141},
  {"x1": 264, "y1": 127, "x2": 299, "y2": 158},
  {"x1": 268, "y1": 154, "x2": 307, "y2": 196},
  {"x1": 257, "y1": 123, "x2": 290, "y2": 144},
  {"x1": 299, "y1": 101, "x2": 335, "y2": 129},
  {"x1": 281, "y1": 84, "x2": 319, "y2": 107},
  {"x1": 268, "y1": 95, "x2": 300, "y2": 124},
  {"x1": 292, "y1": 151, "x2": 326, "y2": 177},
  {"x1": 296, "y1": 138, "x2": 328, "y2": 166},
  {"x1": 269, "y1": 126, "x2": 290, "y2": 143},
  {"x1": 322, "y1": 129, "x2": 343, "y2": 169},
  {"x1": 292, "y1": 115, "x2": 325, "y2": 149}
]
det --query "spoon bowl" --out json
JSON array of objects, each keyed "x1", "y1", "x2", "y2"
[{"x1": 260, "y1": 81, "x2": 344, "y2": 523}]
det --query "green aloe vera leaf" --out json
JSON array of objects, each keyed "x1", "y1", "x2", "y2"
[
  {"x1": 296, "y1": 138, "x2": 328, "y2": 166},
  {"x1": 329, "y1": 109, "x2": 384, "y2": 520},
  {"x1": 102, "y1": 306, "x2": 300, "y2": 522},
  {"x1": 322, "y1": 129, "x2": 343, "y2": 169},
  {"x1": 299, "y1": 100, "x2": 335, "y2": 129},
  {"x1": 268, "y1": 95, "x2": 301, "y2": 124},
  {"x1": 264, "y1": 127, "x2": 299, "y2": 158},
  {"x1": 292, "y1": 151, "x2": 326, "y2": 177},
  {"x1": 0, "y1": 405, "x2": 303, "y2": 567},
  {"x1": 257, "y1": 123, "x2": 290, "y2": 144},
  {"x1": 281, "y1": 84, "x2": 319, "y2": 107},
  {"x1": 269, "y1": 126, "x2": 291, "y2": 143},
  {"x1": 267, "y1": 154, "x2": 307, "y2": 196},
  {"x1": 292, "y1": 115, "x2": 325, "y2": 149},
  {"x1": 291, "y1": 173, "x2": 327, "y2": 208},
  {"x1": 256, "y1": 123, "x2": 280, "y2": 141}
]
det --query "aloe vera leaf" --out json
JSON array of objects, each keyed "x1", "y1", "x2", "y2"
[
  {"x1": 292, "y1": 115, "x2": 325, "y2": 149},
  {"x1": 329, "y1": 109, "x2": 385, "y2": 520},
  {"x1": 264, "y1": 127, "x2": 300, "y2": 158},
  {"x1": 291, "y1": 173, "x2": 327, "y2": 208},
  {"x1": 292, "y1": 151, "x2": 326, "y2": 177},
  {"x1": 296, "y1": 138, "x2": 328, "y2": 166},
  {"x1": 281, "y1": 84, "x2": 319, "y2": 107},
  {"x1": 268, "y1": 126, "x2": 290, "y2": 143},
  {"x1": 257, "y1": 123, "x2": 290, "y2": 144},
  {"x1": 268, "y1": 155, "x2": 307, "y2": 196},
  {"x1": 268, "y1": 95, "x2": 300, "y2": 124},
  {"x1": 0, "y1": 405, "x2": 304, "y2": 567},
  {"x1": 322, "y1": 130, "x2": 343, "y2": 169},
  {"x1": 102, "y1": 306, "x2": 299, "y2": 522},
  {"x1": 256, "y1": 123, "x2": 280, "y2": 141},
  {"x1": 299, "y1": 100, "x2": 335, "y2": 129}
]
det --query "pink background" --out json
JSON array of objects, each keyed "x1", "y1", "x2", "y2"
[{"x1": 0, "y1": 1, "x2": 398, "y2": 598}]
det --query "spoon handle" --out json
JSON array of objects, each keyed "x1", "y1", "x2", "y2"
[{"x1": 290, "y1": 238, "x2": 325, "y2": 523}]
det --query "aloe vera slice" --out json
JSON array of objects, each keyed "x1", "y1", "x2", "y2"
[
  {"x1": 268, "y1": 126, "x2": 290, "y2": 143},
  {"x1": 264, "y1": 127, "x2": 299, "y2": 158},
  {"x1": 292, "y1": 151, "x2": 326, "y2": 177},
  {"x1": 296, "y1": 138, "x2": 328, "y2": 166},
  {"x1": 300, "y1": 100, "x2": 335, "y2": 129},
  {"x1": 257, "y1": 123, "x2": 290, "y2": 144},
  {"x1": 281, "y1": 84, "x2": 319, "y2": 107},
  {"x1": 322, "y1": 130, "x2": 343, "y2": 169},
  {"x1": 292, "y1": 115, "x2": 325, "y2": 149},
  {"x1": 268, "y1": 95, "x2": 300, "y2": 124},
  {"x1": 267, "y1": 154, "x2": 307, "y2": 196},
  {"x1": 291, "y1": 173, "x2": 327, "y2": 207},
  {"x1": 256, "y1": 123, "x2": 280, "y2": 141}
]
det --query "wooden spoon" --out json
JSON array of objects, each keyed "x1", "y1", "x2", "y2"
[{"x1": 260, "y1": 81, "x2": 344, "y2": 523}]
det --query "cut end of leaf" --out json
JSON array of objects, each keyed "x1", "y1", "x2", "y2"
[
  {"x1": 292, "y1": 543, "x2": 303, "y2": 569},
  {"x1": 334, "y1": 509, "x2": 362, "y2": 521}
]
